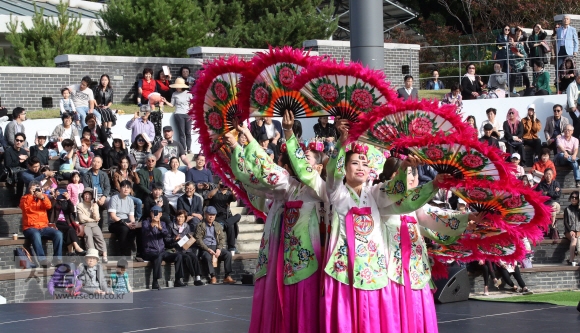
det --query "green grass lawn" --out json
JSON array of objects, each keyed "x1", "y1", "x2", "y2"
[
  {"x1": 474, "y1": 291, "x2": 580, "y2": 307},
  {"x1": 27, "y1": 103, "x2": 176, "y2": 120}
]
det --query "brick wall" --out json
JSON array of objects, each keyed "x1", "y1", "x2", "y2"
[{"x1": 0, "y1": 67, "x2": 71, "y2": 110}]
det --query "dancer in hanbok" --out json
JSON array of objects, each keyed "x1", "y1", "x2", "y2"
[{"x1": 226, "y1": 120, "x2": 327, "y2": 333}]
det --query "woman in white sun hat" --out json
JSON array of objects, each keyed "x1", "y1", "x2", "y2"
[{"x1": 163, "y1": 77, "x2": 193, "y2": 154}]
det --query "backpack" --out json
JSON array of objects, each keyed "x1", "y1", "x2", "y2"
[
  {"x1": 51, "y1": 263, "x2": 79, "y2": 296},
  {"x1": 14, "y1": 247, "x2": 37, "y2": 269}
]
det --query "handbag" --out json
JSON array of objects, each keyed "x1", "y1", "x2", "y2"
[
  {"x1": 540, "y1": 41, "x2": 551, "y2": 53},
  {"x1": 14, "y1": 247, "x2": 37, "y2": 269}
]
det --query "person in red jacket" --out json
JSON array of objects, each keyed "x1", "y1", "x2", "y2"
[
  {"x1": 20, "y1": 180, "x2": 62, "y2": 267},
  {"x1": 532, "y1": 148, "x2": 557, "y2": 182}
]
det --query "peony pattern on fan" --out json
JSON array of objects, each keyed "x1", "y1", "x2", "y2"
[{"x1": 211, "y1": 78, "x2": 231, "y2": 102}]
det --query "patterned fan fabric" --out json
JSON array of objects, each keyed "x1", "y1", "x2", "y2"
[
  {"x1": 292, "y1": 60, "x2": 398, "y2": 122},
  {"x1": 350, "y1": 99, "x2": 476, "y2": 150},
  {"x1": 238, "y1": 47, "x2": 325, "y2": 118}
]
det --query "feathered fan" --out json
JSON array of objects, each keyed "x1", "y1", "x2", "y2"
[
  {"x1": 291, "y1": 59, "x2": 398, "y2": 122},
  {"x1": 238, "y1": 46, "x2": 325, "y2": 118}
]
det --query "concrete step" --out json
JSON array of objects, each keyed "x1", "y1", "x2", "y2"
[
  {"x1": 231, "y1": 206, "x2": 249, "y2": 215},
  {"x1": 238, "y1": 223, "x2": 264, "y2": 233},
  {"x1": 239, "y1": 215, "x2": 257, "y2": 224},
  {"x1": 237, "y1": 232, "x2": 263, "y2": 242},
  {"x1": 237, "y1": 241, "x2": 260, "y2": 253}
]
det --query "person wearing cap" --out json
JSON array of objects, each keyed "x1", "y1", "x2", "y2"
[
  {"x1": 21, "y1": 180, "x2": 62, "y2": 267},
  {"x1": 29, "y1": 130, "x2": 51, "y2": 166},
  {"x1": 510, "y1": 153, "x2": 525, "y2": 177},
  {"x1": 51, "y1": 112, "x2": 80, "y2": 143},
  {"x1": 135, "y1": 154, "x2": 163, "y2": 202},
  {"x1": 126, "y1": 104, "x2": 155, "y2": 143},
  {"x1": 152, "y1": 125, "x2": 193, "y2": 175},
  {"x1": 555, "y1": 124, "x2": 580, "y2": 187},
  {"x1": 108, "y1": 180, "x2": 137, "y2": 258},
  {"x1": 208, "y1": 178, "x2": 241, "y2": 254},
  {"x1": 544, "y1": 104, "x2": 569, "y2": 155},
  {"x1": 77, "y1": 187, "x2": 108, "y2": 263},
  {"x1": 142, "y1": 205, "x2": 186, "y2": 289},
  {"x1": 77, "y1": 248, "x2": 112, "y2": 295},
  {"x1": 195, "y1": 206, "x2": 236, "y2": 284},
  {"x1": 522, "y1": 104, "x2": 543, "y2": 161},
  {"x1": 479, "y1": 123, "x2": 500, "y2": 148},
  {"x1": 143, "y1": 181, "x2": 172, "y2": 225},
  {"x1": 105, "y1": 133, "x2": 128, "y2": 169},
  {"x1": 258, "y1": 132, "x2": 278, "y2": 161},
  {"x1": 19, "y1": 156, "x2": 56, "y2": 202},
  {"x1": 162, "y1": 77, "x2": 193, "y2": 154}
]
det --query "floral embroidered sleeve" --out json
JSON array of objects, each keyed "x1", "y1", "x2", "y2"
[
  {"x1": 230, "y1": 143, "x2": 252, "y2": 186},
  {"x1": 286, "y1": 134, "x2": 326, "y2": 200},
  {"x1": 415, "y1": 204, "x2": 469, "y2": 238},
  {"x1": 420, "y1": 227, "x2": 461, "y2": 245},
  {"x1": 325, "y1": 139, "x2": 347, "y2": 197},
  {"x1": 376, "y1": 177, "x2": 439, "y2": 215}
]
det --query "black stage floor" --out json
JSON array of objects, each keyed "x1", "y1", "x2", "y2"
[{"x1": 0, "y1": 285, "x2": 578, "y2": 332}]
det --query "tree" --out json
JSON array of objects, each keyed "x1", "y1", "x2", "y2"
[{"x1": 4, "y1": 1, "x2": 108, "y2": 67}]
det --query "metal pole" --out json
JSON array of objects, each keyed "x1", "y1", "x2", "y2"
[
  {"x1": 506, "y1": 43, "x2": 511, "y2": 98},
  {"x1": 458, "y1": 44, "x2": 461, "y2": 85},
  {"x1": 350, "y1": 0, "x2": 384, "y2": 70}
]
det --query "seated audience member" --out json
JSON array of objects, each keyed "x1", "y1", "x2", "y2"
[
  {"x1": 81, "y1": 156, "x2": 111, "y2": 223},
  {"x1": 425, "y1": 70, "x2": 444, "y2": 90},
  {"x1": 29, "y1": 130, "x2": 51, "y2": 166},
  {"x1": 559, "y1": 56, "x2": 577, "y2": 93},
  {"x1": 196, "y1": 181, "x2": 216, "y2": 201},
  {"x1": 532, "y1": 148, "x2": 557, "y2": 181},
  {"x1": 137, "y1": 68, "x2": 161, "y2": 107},
  {"x1": 165, "y1": 210, "x2": 205, "y2": 286},
  {"x1": 563, "y1": 191, "x2": 580, "y2": 265},
  {"x1": 156, "y1": 69, "x2": 172, "y2": 101},
  {"x1": 77, "y1": 141, "x2": 96, "y2": 175},
  {"x1": 110, "y1": 258, "x2": 133, "y2": 294},
  {"x1": 195, "y1": 206, "x2": 236, "y2": 284},
  {"x1": 126, "y1": 105, "x2": 155, "y2": 143},
  {"x1": 93, "y1": 74, "x2": 116, "y2": 133},
  {"x1": 566, "y1": 75, "x2": 580, "y2": 137},
  {"x1": 129, "y1": 133, "x2": 152, "y2": 170},
  {"x1": 503, "y1": 108, "x2": 525, "y2": 165},
  {"x1": 135, "y1": 154, "x2": 163, "y2": 202},
  {"x1": 106, "y1": 134, "x2": 128, "y2": 170},
  {"x1": 397, "y1": 75, "x2": 419, "y2": 100},
  {"x1": 21, "y1": 180, "x2": 62, "y2": 267},
  {"x1": 4, "y1": 132, "x2": 29, "y2": 169},
  {"x1": 529, "y1": 60, "x2": 551, "y2": 95},
  {"x1": 66, "y1": 170, "x2": 83, "y2": 208},
  {"x1": 510, "y1": 153, "x2": 525, "y2": 177},
  {"x1": 49, "y1": 190, "x2": 85, "y2": 256},
  {"x1": 178, "y1": 66, "x2": 195, "y2": 86},
  {"x1": 487, "y1": 62, "x2": 508, "y2": 92},
  {"x1": 113, "y1": 157, "x2": 142, "y2": 220},
  {"x1": 461, "y1": 63, "x2": 485, "y2": 100},
  {"x1": 494, "y1": 260, "x2": 533, "y2": 294},
  {"x1": 479, "y1": 123, "x2": 500, "y2": 148},
  {"x1": 4, "y1": 107, "x2": 28, "y2": 148},
  {"x1": 77, "y1": 248, "x2": 111, "y2": 295},
  {"x1": 142, "y1": 206, "x2": 186, "y2": 289},
  {"x1": 177, "y1": 182, "x2": 204, "y2": 231},
  {"x1": 185, "y1": 154, "x2": 213, "y2": 185},
  {"x1": 83, "y1": 113, "x2": 110, "y2": 158},
  {"x1": 19, "y1": 157, "x2": 56, "y2": 200},
  {"x1": 51, "y1": 112, "x2": 80, "y2": 143},
  {"x1": 258, "y1": 133, "x2": 278, "y2": 162},
  {"x1": 59, "y1": 87, "x2": 80, "y2": 129},
  {"x1": 77, "y1": 188, "x2": 107, "y2": 263},
  {"x1": 208, "y1": 179, "x2": 241, "y2": 255},
  {"x1": 522, "y1": 104, "x2": 543, "y2": 161},
  {"x1": 555, "y1": 124, "x2": 580, "y2": 187},
  {"x1": 68, "y1": 76, "x2": 97, "y2": 128},
  {"x1": 108, "y1": 180, "x2": 136, "y2": 259},
  {"x1": 417, "y1": 165, "x2": 437, "y2": 186},
  {"x1": 474, "y1": 260, "x2": 500, "y2": 296},
  {"x1": 544, "y1": 104, "x2": 569, "y2": 155},
  {"x1": 313, "y1": 116, "x2": 338, "y2": 152},
  {"x1": 479, "y1": 108, "x2": 503, "y2": 138},
  {"x1": 164, "y1": 157, "x2": 186, "y2": 208},
  {"x1": 153, "y1": 126, "x2": 193, "y2": 175},
  {"x1": 48, "y1": 262, "x2": 82, "y2": 297},
  {"x1": 441, "y1": 83, "x2": 463, "y2": 113},
  {"x1": 535, "y1": 168, "x2": 561, "y2": 237},
  {"x1": 143, "y1": 182, "x2": 172, "y2": 225},
  {"x1": 520, "y1": 174, "x2": 534, "y2": 188},
  {"x1": 250, "y1": 117, "x2": 282, "y2": 144},
  {"x1": 59, "y1": 139, "x2": 76, "y2": 178}
]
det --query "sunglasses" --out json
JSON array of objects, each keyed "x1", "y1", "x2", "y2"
[
  {"x1": 572, "y1": 196, "x2": 579, "y2": 199},
  {"x1": 137, "y1": 138, "x2": 145, "y2": 142},
  {"x1": 15, "y1": 139, "x2": 24, "y2": 143},
  {"x1": 509, "y1": 112, "x2": 514, "y2": 115},
  {"x1": 504, "y1": 28, "x2": 510, "y2": 31},
  {"x1": 554, "y1": 109, "x2": 562, "y2": 112}
]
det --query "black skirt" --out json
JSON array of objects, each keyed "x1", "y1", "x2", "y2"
[
  {"x1": 55, "y1": 222, "x2": 80, "y2": 247},
  {"x1": 96, "y1": 107, "x2": 116, "y2": 124}
]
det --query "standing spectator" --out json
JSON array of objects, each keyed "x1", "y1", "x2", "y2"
[
  {"x1": 555, "y1": 124, "x2": 580, "y2": 187},
  {"x1": 21, "y1": 180, "x2": 61, "y2": 267},
  {"x1": 155, "y1": 69, "x2": 172, "y2": 101},
  {"x1": 508, "y1": 36, "x2": 529, "y2": 92},
  {"x1": 112, "y1": 157, "x2": 142, "y2": 220},
  {"x1": 51, "y1": 112, "x2": 79, "y2": 143},
  {"x1": 563, "y1": 191, "x2": 580, "y2": 265},
  {"x1": 75, "y1": 138, "x2": 94, "y2": 175},
  {"x1": 461, "y1": 63, "x2": 485, "y2": 100},
  {"x1": 165, "y1": 210, "x2": 205, "y2": 286},
  {"x1": 81, "y1": 156, "x2": 111, "y2": 226},
  {"x1": 496, "y1": 25, "x2": 511, "y2": 72},
  {"x1": 178, "y1": 66, "x2": 195, "y2": 87},
  {"x1": 59, "y1": 87, "x2": 79, "y2": 129},
  {"x1": 77, "y1": 248, "x2": 111, "y2": 295},
  {"x1": 152, "y1": 126, "x2": 193, "y2": 174},
  {"x1": 544, "y1": 104, "x2": 569, "y2": 154},
  {"x1": 77, "y1": 188, "x2": 107, "y2": 263},
  {"x1": 529, "y1": 60, "x2": 551, "y2": 95},
  {"x1": 4, "y1": 132, "x2": 29, "y2": 169},
  {"x1": 535, "y1": 168, "x2": 561, "y2": 237},
  {"x1": 93, "y1": 74, "x2": 116, "y2": 133},
  {"x1": 108, "y1": 180, "x2": 137, "y2": 259},
  {"x1": 425, "y1": 70, "x2": 444, "y2": 90},
  {"x1": 163, "y1": 77, "x2": 193, "y2": 153},
  {"x1": 532, "y1": 148, "x2": 557, "y2": 181},
  {"x1": 48, "y1": 190, "x2": 85, "y2": 256},
  {"x1": 176, "y1": 182, "x2": 204, "y2": 231},
  {"x1": 142, "y1": 182, "x2": 172, "y2": 225},
  {"x1": 397, "y1": 75, "x2": 419, "y2": 100},
  {"x1": 105, "y1": 134, "x2": 128, "y2": 170},
  {"x1": 556, "y1": 15, "x2": 578, "y2": 74},
  {"x1": 83, "y1": 113, "x2": 110, "y2": 158},
  {"x1": 522, "y1": 104, "x2": 543, "y2": 161},
  {"x1": 479, "y1": 123, "x2": 500, "y2": 148},
  {"x1": 479, "y1": 108, "x2": 503, "y2": 138},
  {"x1": 142, "y1": 206, "x2": 187, "y2": 289},
  {"x1": 195, "y1": 206, "x2": 236, "y2": 284},
  {"x1": 487, "y1": 62, "x2": 509, "y2": 92},
  {"x1": 126, "y1": 105, "x2": 155, "y2": 143},
  {"x1": 4, "y1": 107, "x2": 27, "y2": 147},
  {"x1": 137, "y1": 68, "x2": 158, "y2": 106},
  {"x1": 313, "y1": 116, "x2": 338, "y2": 152},
  {"x1": 208, "y1": 179, "x2": 241, "y2": 255},
  {"x1": 495, "y1": 261, "x2": 533, "y2": 294},
  {"x1": 558, "y1": 57, "x2": 577, "y2": 93},
  {"x1": 163, "y1": 157, "x2": 185, "y2": 208},
  {"x1": 135, "y1": 154, "x2": 162, "y2": 201},
  {"x1": 185, "y1": 154, "x2": 213, "y2": 185},
  {"x1": 29, "y1": 130, "x2": 51, "y2": 166},
  {"x1": 503, "y1": 108, "x2": 525, "y2": 164},
  {"x1": 566, "y1": 75, "x2": 580, "y2": 138},
  {"x1": 68, "y1": 76, "x2": 98, "y2": 128},
  {"x1": 528, "y1": 24, "x2": 548, "y2": 65},
  {"x1": 129, "y1": 133, "x2": 152, "y2": 170}
]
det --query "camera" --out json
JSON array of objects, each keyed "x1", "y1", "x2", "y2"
[
  {"x1": 153, "y1": 211, "x2": 160, "y2": 217},
  {"x1": 34, "y1": 187, "x2": 41, "y2": 193}
]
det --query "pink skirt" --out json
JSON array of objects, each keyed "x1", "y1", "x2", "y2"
[{"x1": 322, "y1": 276, "x2": 439, "y2": 333}]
